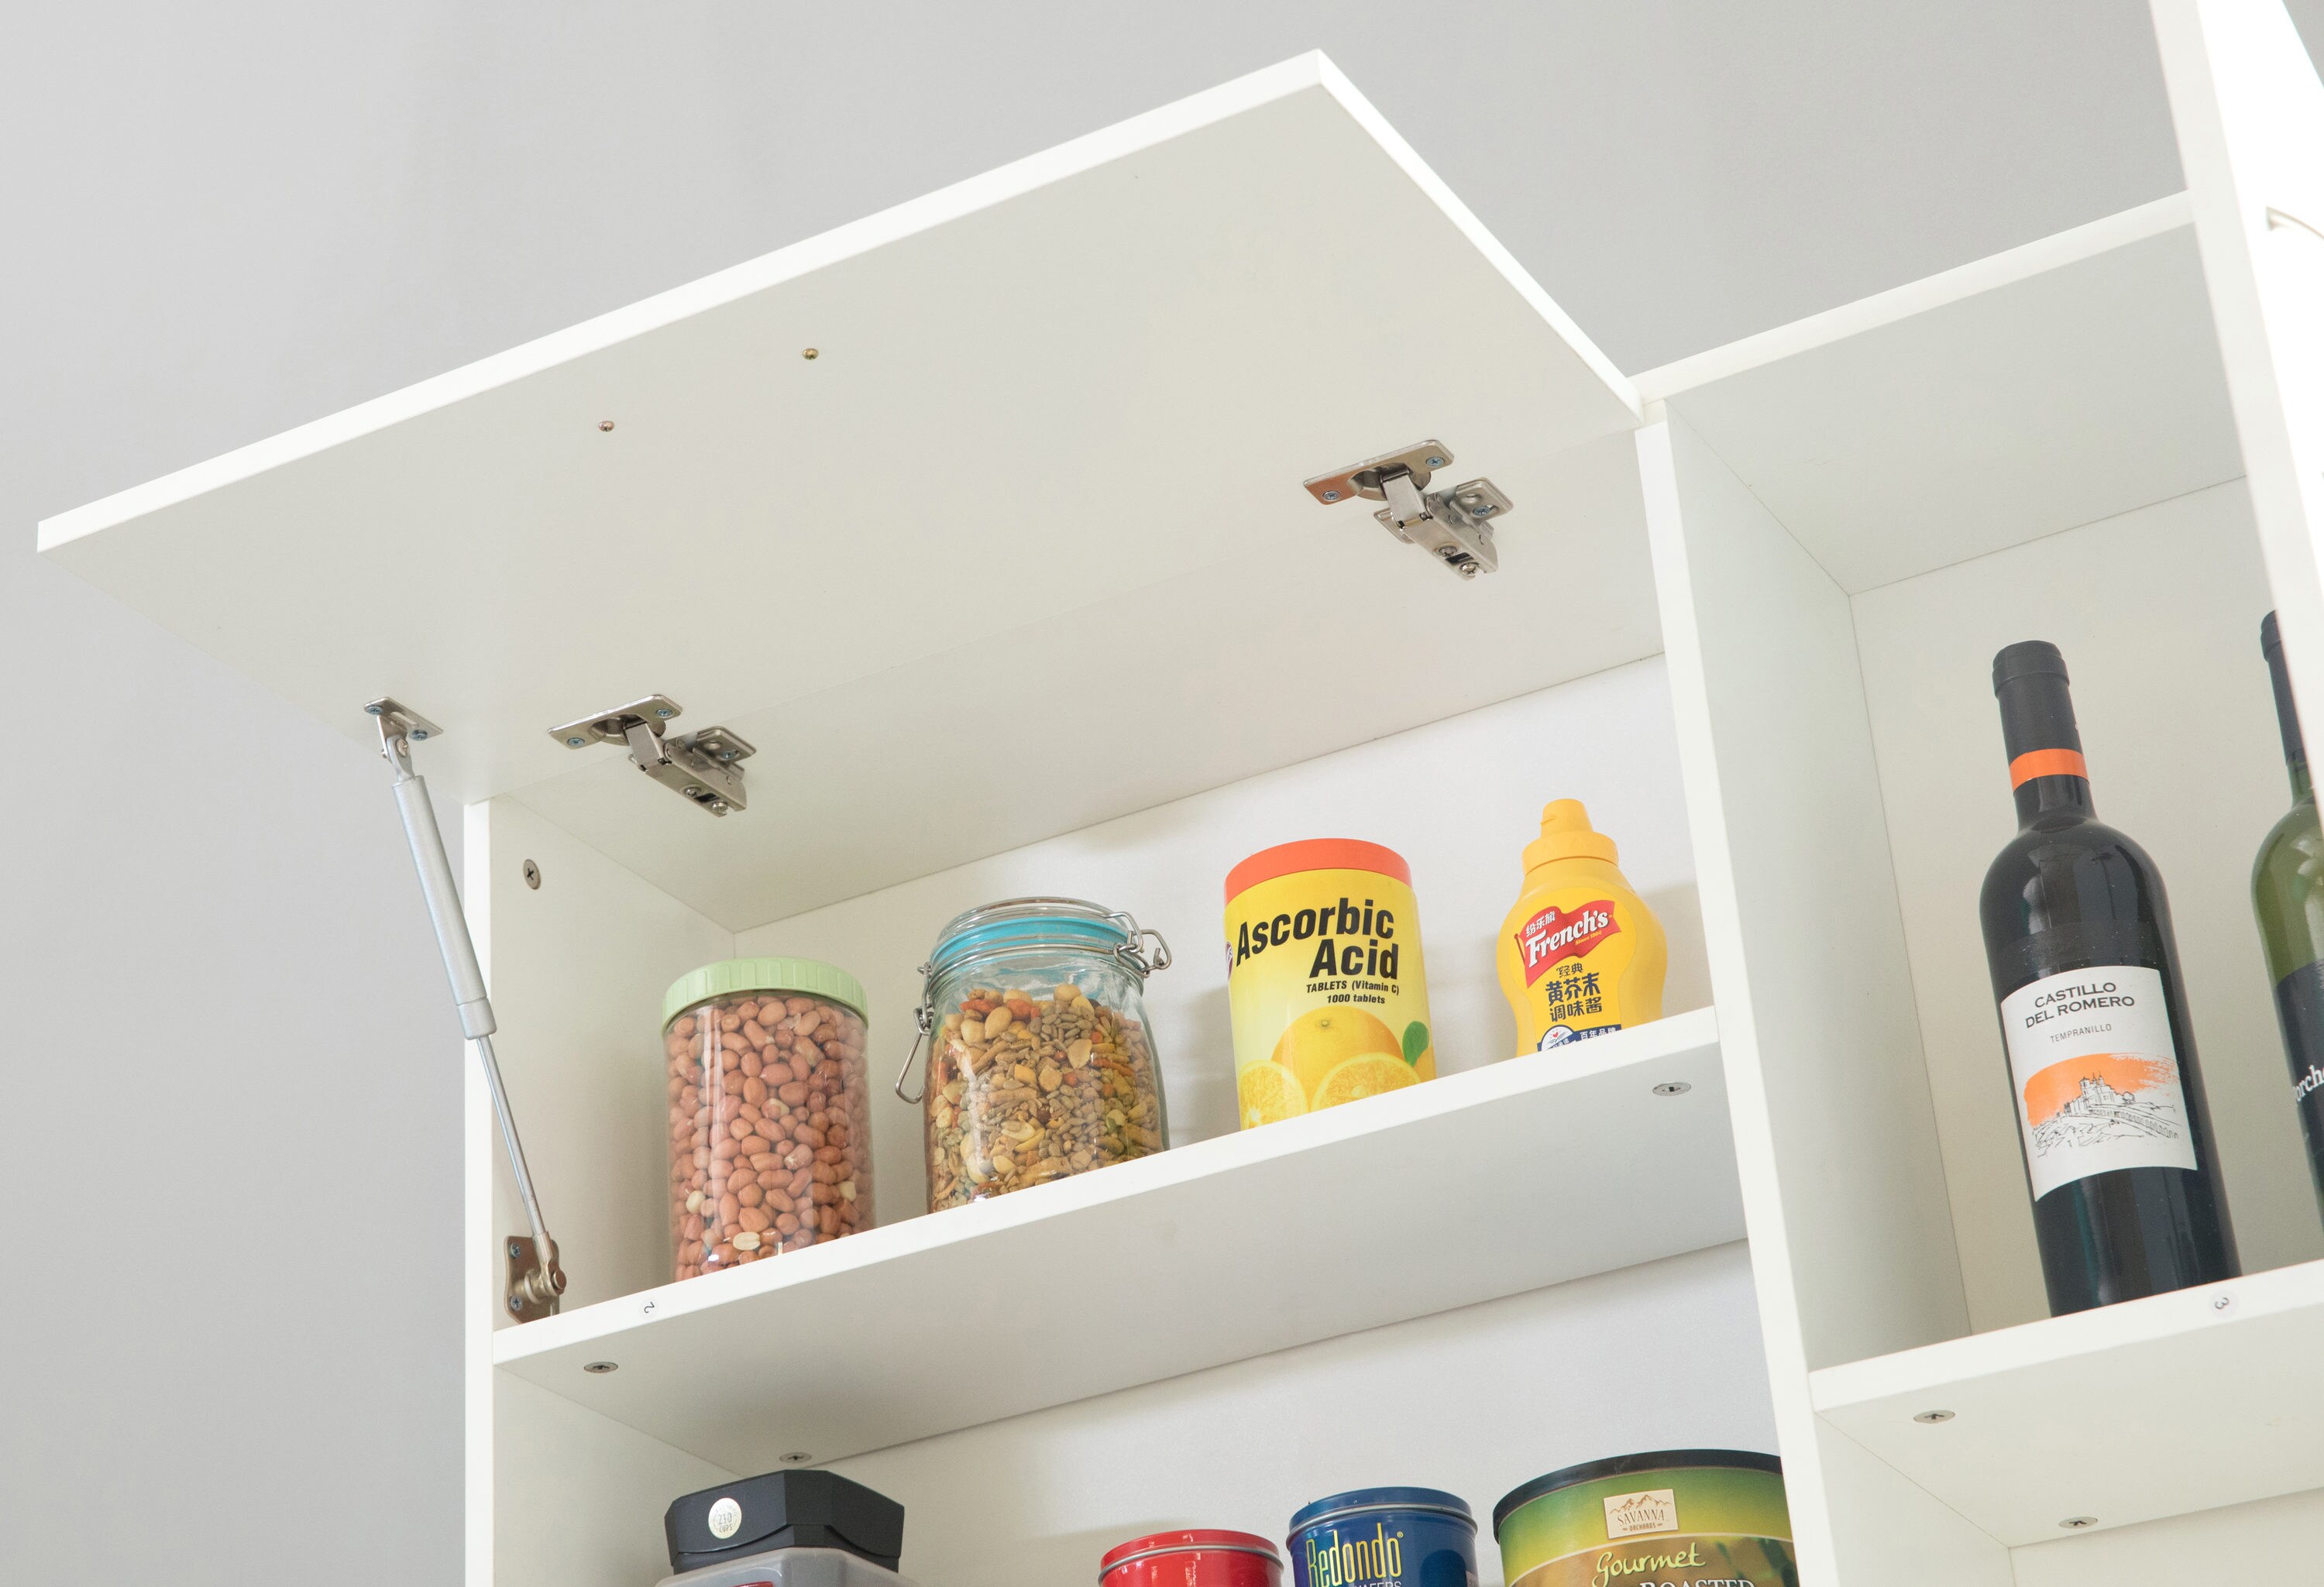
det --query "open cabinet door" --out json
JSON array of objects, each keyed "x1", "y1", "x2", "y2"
[{"x1": 2153, "y1": 0, "x2": 2324, "y2": 709}]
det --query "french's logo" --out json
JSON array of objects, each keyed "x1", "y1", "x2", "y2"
[{"x1": 1517, "y1": 901, "x2": 1618, "y2": 984}]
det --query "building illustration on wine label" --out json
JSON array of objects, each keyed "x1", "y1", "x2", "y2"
[{"x1": 2001, "y1": 966, "x2": 2197, "y2": 1199}]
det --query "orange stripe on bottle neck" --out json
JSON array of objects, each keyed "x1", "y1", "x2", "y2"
[{"x1": 2009, "y1": 747, "x2": 2088, "y2": 788}]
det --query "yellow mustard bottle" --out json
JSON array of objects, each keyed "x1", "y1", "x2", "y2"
[{"x1": 1497, "y1": 799, "x2": 1666, "y2": 1051}]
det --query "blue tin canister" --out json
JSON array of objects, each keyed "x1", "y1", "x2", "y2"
[{"x1": 1287, "y1": 1487, "x2": 1477, "y2": 1587}]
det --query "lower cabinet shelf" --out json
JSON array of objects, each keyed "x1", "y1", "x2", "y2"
[
  {"x1": 494, "y1": 1007, "x2": 1733, "y2": 1472},
  {"x1": 1810, "y1": 1256, "x2": 2324, "y2": 1546}
]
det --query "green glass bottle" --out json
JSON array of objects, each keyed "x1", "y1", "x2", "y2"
[{"x1": 2253, "y1": 610, "x2": 2324, "y2": 1214}]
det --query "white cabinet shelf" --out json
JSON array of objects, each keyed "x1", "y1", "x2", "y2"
[
  {"x1": 1810, "y1": 1258, "x2": 2324, "y2": 1546},
  {"x1": 497, "y1": 1010, "x2": 1731, "y2": 1473}
]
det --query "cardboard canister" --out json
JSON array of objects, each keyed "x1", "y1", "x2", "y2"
[{"x1": 1225, "y1": 840, "x2": 1434, "y2": 1131}]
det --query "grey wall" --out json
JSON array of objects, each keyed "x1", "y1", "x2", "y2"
[{"x1": 5, "y1": 3, "x2": 2321, "y2": 1581}]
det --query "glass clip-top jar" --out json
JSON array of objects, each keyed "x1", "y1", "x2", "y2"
[{"x1": 896, "y1": 898, "x2": 1173, "y2": 1213}]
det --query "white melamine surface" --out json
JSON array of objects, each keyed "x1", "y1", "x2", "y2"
[
  {"x1": 495, "y1": 1008, "x2": 1733, "y2": 1475},
  {"x1": 1852, "y1": 479, "x2": 2324, "y2": 1335},
  {"x1": 497, "y1": 1374, "x2": 731, "y2": 1587},
  {"x1": 1648, "y1": 419, "x2": 1965, "y2": 1372},
  {"x1": 2011, "y1": 1482, "x2": 2324, "y2": 1587},
  {"x1": 37, "y1": 54, "x2": 1651, "y2": 927},
  {"x1": 2154, "y1": 0, "x2": 2324, "y2": 778},
  {"x1": 1811, "y1": 1257, "x2": 2324, "y2": 1547},
  {"x1": 1652, "y1": 208, "x2": 2242, "y2": 596},
  {"x1": 830, "y1": 1244, "x2": 1773, "y2": 1587},
  {"x1": 476, "y1": 799, "x2": 734, "y2": 1316}
]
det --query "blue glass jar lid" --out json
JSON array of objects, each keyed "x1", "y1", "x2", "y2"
[
  {"x1": 1287, "y1": 1487, "x2": 1475, "y2": 1534},
  {"x1": 926, "y1": 897, "x2": 1156, "y2": 982}
]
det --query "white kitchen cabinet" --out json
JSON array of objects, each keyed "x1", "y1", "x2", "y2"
[{"x1": 38, "y1": 7, "x2": 2324, "y2": 1584}]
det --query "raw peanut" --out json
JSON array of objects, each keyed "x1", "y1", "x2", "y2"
[{"x1": 665, "y1": 991, "x2": 874, "y2": 1283}]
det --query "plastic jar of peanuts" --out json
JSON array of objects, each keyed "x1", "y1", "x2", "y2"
[
  {"x1": 662, "y1": 958, "x2": 872, "y2": 1281},
  {"x1": 902, "y1": 898, "x2": 1173, "y2": 1213}
]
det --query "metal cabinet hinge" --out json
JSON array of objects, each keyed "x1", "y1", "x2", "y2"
[
  {"x1": 1304, "y1": 440, "x2": 1509, "y2": 579},
  {"x1": 549, "y1": 695, "x2": 755, "y2": 815}
]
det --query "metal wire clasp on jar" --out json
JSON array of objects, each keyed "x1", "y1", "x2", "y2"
[{"x1": 896, "y1": 898, "x2": 1172, "y2": 1212}]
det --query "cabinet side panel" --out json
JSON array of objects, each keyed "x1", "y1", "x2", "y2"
[
  {"x1": 497, "y1": 1372, "x2": 734, "y2": 1587},
  {"x1": 1816, "y1": 1425, "x2": 2011, "y2": 1586},
  {"x1": 480, "y1": 799, "x2": 734, "y2": 1314},
  {"x1": 1649, "y1": 415, "x2": 1966, "y2": 1368},
  {"x1": 2009, "y1": 1481, "x2": 2324, "y2": 1585},
  {"x1": 2154, "y1": 0, "x2": 2324, "y2": 751}
]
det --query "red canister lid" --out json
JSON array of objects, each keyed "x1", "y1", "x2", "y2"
[{"x1": 1100, "y1": 1530, "x2": 1283, "y2": 1587}]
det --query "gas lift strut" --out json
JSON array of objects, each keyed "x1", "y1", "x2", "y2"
[{"x1": 366, "y1": 697, "x2": 567, "y2": 1321}]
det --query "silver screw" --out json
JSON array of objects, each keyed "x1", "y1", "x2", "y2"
[
  {"x1": 2060, "y1": 1517, "x2": 2097, "y2": 1530},
  {"x1": 1474, "y1": 503, "x2": 1497, "y2": 514},
  {"x1": 1322, "y1": 489, "x2": 1341, "y2": 501},
  {"x1": 2212, "y1": 1293, "x2": 2233, "y2": 1311},
  {"x1": 683, "y1": 785, "x2": 703, "y2": 798},
  {"x1": 1425, "y1": 455, "x2": 1446, "y2": 467},
  {"x1": 710, "y1": 802, "x2": 730, "y2": 813},
  {"x1": 583, "y1": 1360, "x2": 618, "y2": 1375},
  {"x1": 655, "y1": 707, "x2": 675, "y2": 719},
  {"x1": 720, "y1": 751, "x2": 737, "y2": 761},
  {"x1": 411, "y1": 729, "x2": 429, "y2": 740},
  {"x1": 1458, "y1": 564, "x2": 1478, "y2": 579},
  {"x1": 523, "y1": 860, "x2": 541, "y2": 890},
  {"x1": 566, "y1": 736, "x2": 587, "y2": 747},
  {"x1": 1653, "y1": 1081, "x2": 1692, "y2": 1097},
  {"x1": 365, "y1": 703, "x2": 384, "y2": 715},
  {"x1": 1913, "y1": 1410, "x2": 1954, "y2": 1424}
]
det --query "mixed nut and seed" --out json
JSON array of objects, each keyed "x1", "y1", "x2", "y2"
[{"x1": 925, "y1": 982, "x2": 1167, "y2": 1211}]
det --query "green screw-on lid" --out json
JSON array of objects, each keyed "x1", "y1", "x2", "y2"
[{"x1": 662, "y1": 957, "x2": 868, "y2": 1029}]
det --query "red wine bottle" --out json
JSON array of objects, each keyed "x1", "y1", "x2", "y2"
[{"x1": 1980, "y1": 641, "x2": 2238, "y2": 1313}]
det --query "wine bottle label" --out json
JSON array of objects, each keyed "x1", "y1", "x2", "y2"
[
  {"x1": 2000, "y1": 965, "x2": 2197, "y2": 1198},
  {"x1": 2273, "y1": 961, "x2": 2324, "y2": 1192}
]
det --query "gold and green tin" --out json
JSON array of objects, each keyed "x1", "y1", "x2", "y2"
[{"x1": 1492, "y1": 1451, "x2": 1794, "y2": 1587}]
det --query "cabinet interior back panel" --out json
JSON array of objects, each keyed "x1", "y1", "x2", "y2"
[
  {"x1": 1851, "y1": 478, "x2": 2324, "y2": 1335},
  {"x1": 735, "y1": 658, "x2": 1707, "y2": 1220}
]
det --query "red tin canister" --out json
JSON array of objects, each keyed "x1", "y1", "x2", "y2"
[{"x1": 1101, "y1": 1530, "x2": 1284, "y2": 1587}]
